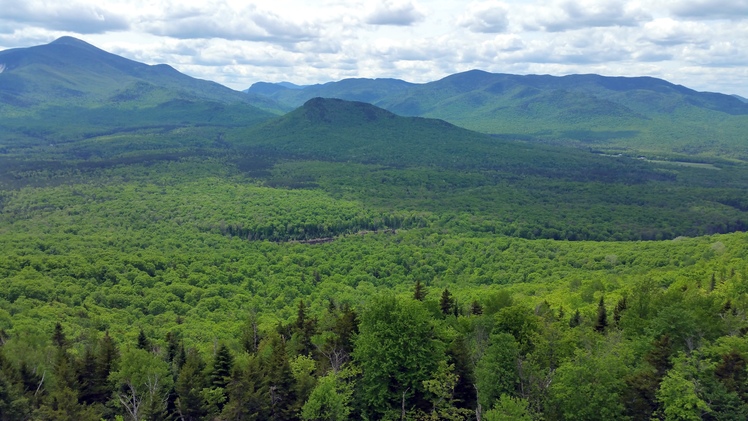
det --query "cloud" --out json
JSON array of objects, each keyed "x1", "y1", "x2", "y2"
[
  {"x1": 365, "y1": 1, "x2": 425, "y2": 26},
  {"x1": 457, "y1": 2, "x2": 509, "y2": 33},
  {"x1": 142, "y1": 2, "x2": 318, "y2": 43},
  {"x1": 527, "y1": 0, "x2": 651, "y2": 32},
  {"x1": 641, "y1": 18, "x2": 709, "y2": 46},
  {"x1": 670, "y1": 0, "x2": 748, "y2": 20},
  {"x1": 0, "y1": 0, "x2": 129, "y2": 34}
]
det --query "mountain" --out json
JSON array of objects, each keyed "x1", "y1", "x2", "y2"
[
  {"x1": 0, "y1": 36, "x2": 278, "y2": 111},
  {"x1": 248, "y1": 70, "x2": 748, "y2": 159},
  {"x1": 235, "y1": 97, "x2": 668, "y2": 184},
  {"x1": 0, "y1": 37, "x2": 278, "y2": 151},
  {"x1": 733, "y1": 94, "x2": 748, "y2": 103}
]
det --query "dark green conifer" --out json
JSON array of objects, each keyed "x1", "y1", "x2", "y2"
[
  {"x1": 52, "y1": 322, "x2": 66, "y2": 349},
  {"x1": 569, "y1": 310, "x2": 581, "y2": 328},
  {"x1": 136, "y1": 328, "x2": 150, "y2": 351},
  {"x1": 595, "y1": 296, "x2": 608, "y2": 333},
  {"x1": 471, "y1": 300, "x2": 483, "y2": 316},
  {"x1": 440, "y1": 288, "x2": 455, "y2": 315},
  {"x1": 211, "y1": 343, "x2": 233, "y2": 390},
  {"x1": 613, "y1": 296, "x2": 628, "y2": 327},
  {"x1": 174, "y1": 348, "x2": 208, "y2": 420},
  {"x1": 414, "y1": 279, "x2": 427, "y2": 301}
]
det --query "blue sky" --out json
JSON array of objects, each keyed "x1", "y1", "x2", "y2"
[{"x1": 1, "y1": 0, "x2": 747, "y2": 96}]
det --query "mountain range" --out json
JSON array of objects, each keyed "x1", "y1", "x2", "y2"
[
  {"x1": 2, "y1": 36, "x2": 748, "y2": 162},
  {"x1": 248, "y1": 71, "x2": 748, "y2": 159}
]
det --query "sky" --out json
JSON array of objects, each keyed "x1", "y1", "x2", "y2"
[{"x1": 1, "y1": 0, "x2": 747, "y2": 96}]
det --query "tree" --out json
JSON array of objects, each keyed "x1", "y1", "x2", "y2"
[
  {"x1": 353, "y1": 294, "x2": 443, "y2": 418},
  {"x1": 112, "y1": 347, "x2": 172, "y2": 421},
  {"x1": 484, "y1": 395, "x2": 532, "y2": 421},
  {"x1": 211, "y1": 343, "x2": 233, "y2": 390},
  {"x1": 594, "y1": 296, "x2": 608, "y2": 333},
  {"x1": 440, "y1": 288, "x2": 455, "y2": 316},
  {"x1": 414, "y1": 280, "x2": 427, "y2": 301},
  {"x1": 221, "y1": 355, "x2": 268, "y2": 421},
  {"x1": 174, "y1": 348, "x2": 207, "y2": 421},
  {"x1": 569, "y1": 310, "x2": 581, "y2": 328},
  {"x1": 475, "y1": 333, "x2": 519, "y2": 412},
  {"x1": 137, "y1": 329, "x2": 150, "y2": 351},
  {"x1": 261, "y1": 334, "x2": 298, "y2": 421},
  {"x1": 301, "y1": 371, "x2": 353, "y2": 421}
]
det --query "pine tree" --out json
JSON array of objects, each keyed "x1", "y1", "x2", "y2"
[
  {"x1": 413, "y1": 279, "x2": 427, "y2": 301},
  {"x1": 211, "y1": 343, "x2": 233, "y2": 390},
  {"x1": 440, "y1": 288, "x2": 455, "y2": 316},
  {"x1": 52, "y1": 322, "x2": 67, "y2": 349},
  {"x1": 569, "y1": 310, "x2": 581, "y2": 328},
  {"x1": 166, "y1": 332, "x2": 180, "y2": 363},
  {"x1": 613, "y1": 296, "x2": 628, "y2": 327},
  {"x1": 594, "y1": 296, "x2": 608, "y2": 333},
  {"x1": 137, "y1": 328, "x2": 150, "y2": 351},
  {"x1": 174, "y1": 348, "x2": 208, "y2": 421},
  {"x1": 471, "y1": 300, "x2": 483, "y2": 316},
  {"x1": 293, "y1": 300, "x2": 316, "y2": 357},
  {"x1": 263, "y1": 334, "x2": 298, "y2": 421}
]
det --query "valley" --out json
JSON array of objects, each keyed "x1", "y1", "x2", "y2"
[{"x1": 0, "y1": 37, "x2": 747, "y2": 420}]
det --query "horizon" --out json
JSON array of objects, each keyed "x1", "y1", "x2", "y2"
[{"x1": 1, "y1": 0, "x2": 747, "y2": 97}]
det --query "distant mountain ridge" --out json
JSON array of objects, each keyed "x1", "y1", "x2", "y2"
[
  {"x1": 0, "y1": 37, "x2": 278, "y2": 148},
  {"x1": 0, "y1": 36, "x2": 279, "y2": 112},
  {"x1": 248, "y1": 70, "x2": 748, "y2": 159}
]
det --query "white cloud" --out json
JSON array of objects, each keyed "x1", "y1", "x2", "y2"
[
  {"x1": 526, "y1": 0, "x2": 651, "y2": 32},
  {"x1": 0, "y1": 0, "x2": 747, "y2": 96},
  {"x1": 365, "y1": 1, "x2": 425, "y2": 26},
  {"x1": 457, "y1": 2, "x2": 509, "y2": 33},
  {"x1": 0, "y1": 0, "x2": 129, "y2": 34},
  {"x1": 641, "y1": 18, "x2": 709, "y2": 46},
  {"x1": 140, "y1": 2, "x2": 318, "y2": 43},
  {"x1": 670, "y1": 0, "x2": 748, "y2": 20}
]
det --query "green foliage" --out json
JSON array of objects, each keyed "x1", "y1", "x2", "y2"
[
  {"x1": 301, "y1": 371, "x2": 353, "y2": 421},
  {"x1": 484, "y1": 395, "x2": 533, "y2": 421},
  {"x1": 353, "y1": 295, "x2": 444, "y2": 418},
  {"x1": 475, "y1": 333, "x2": 520, "y2": 411}
]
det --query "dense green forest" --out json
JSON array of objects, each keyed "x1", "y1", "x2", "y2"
[
  {"x1": 3, "y1": 37, "x2": 748, "y2": 421},
  {"x1": 1, "y1": 155, "x2": 748, "y2": 420}
]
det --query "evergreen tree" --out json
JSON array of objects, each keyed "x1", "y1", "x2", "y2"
[
  {"x1": 594, "y1": 296, "x2": 608, "y2": 333},
  {"x1": 174, "y1": 348, "x2": 207, "y2": 421},
  {"x1": 613, "y1": 296, "x2": 628, "y2": 327},
  {"x1": 293, "y1": 300, "x2": 316, "y2": 357},
  {"x1": 166, "y1": 332, "x2": 180, "y2": 363},
  {"x1": 262, "y1": 334, "x2": 298, "y2": 421},
  {"x1": 211, "y1": 343, "x2": 233, "y2": 390},
  {"x1": 569, "y1": 310, "x2": 581, "y2": 328},
  {"x1": 221, "y1": 356, "x2": 268, "y2": 420},
  {"x1": 471, "y1": 300, "x2": 483, "y2": 316},
  {"x1": 52, "y1": 322, "x2": 67, "y2": 350},
  {"x1": 440, "y1": 288, "x2": 455, "y2": 316},
  {"x1": 136, "y1": 329, "x2": 150, "y2": 351},
  {"x1": 447, "y1": 335, "x2": 477, "y2": 410},
  {"x1": 414, "y1": 279, "x2": 427, "y2": 301}
]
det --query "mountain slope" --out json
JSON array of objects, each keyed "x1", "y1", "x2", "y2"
[
  {"x1": 0, "y1": 36, "x2": 276, "y2": 110},
  {"x1": 0, "y1": 37, "x2": 278, "y2": 152},
  {"x1": 248, "y1": 70, "x2": 748, "y2": 159},
  {"x1": 236, "y1": 97, "x2": 669, "y2": 184}
]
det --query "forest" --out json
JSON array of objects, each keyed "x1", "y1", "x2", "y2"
[
  {"x1": 1, "y1": 154, "x2": 747, "y2": 421},
  {"x1": 3, "y1": 37, "x2": 748, "y2": 421}
]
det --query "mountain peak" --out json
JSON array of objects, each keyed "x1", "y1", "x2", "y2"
[
  {"x1": 49, "y1": 36, "x2": 97, "y2": 49},
  {"x1": 300, "y1": 97, "x2": 396, "y2": 124}
]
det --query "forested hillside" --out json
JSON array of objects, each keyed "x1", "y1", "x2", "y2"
[
  {"x1": 2, "y1": 38, "x2": 748, "y2": 421},
  {"x1": 248, "y1": 70, "x2": 748, "y2": 160}
]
